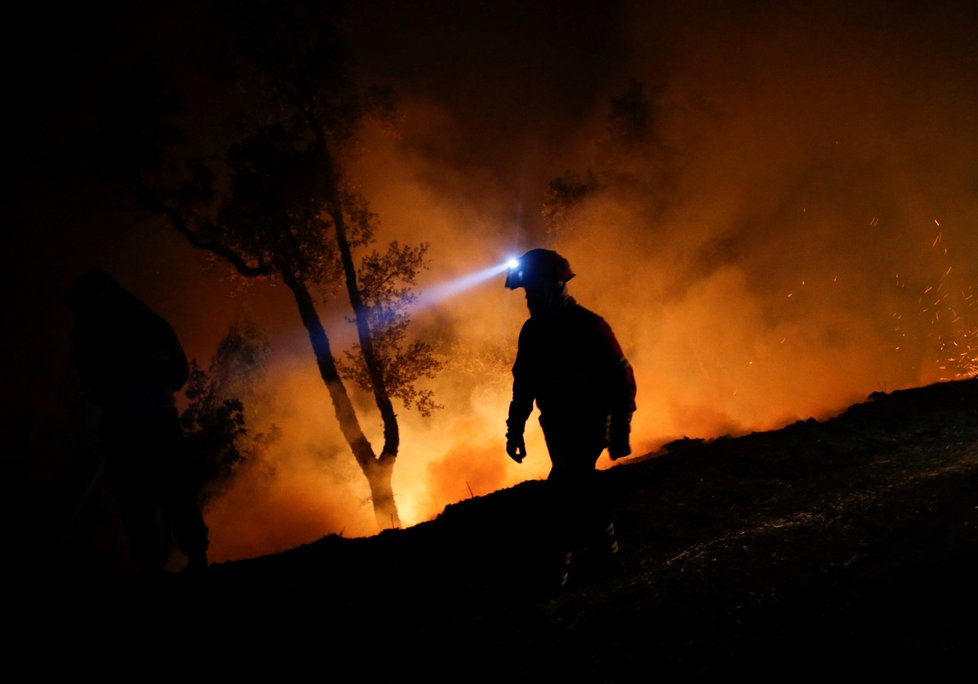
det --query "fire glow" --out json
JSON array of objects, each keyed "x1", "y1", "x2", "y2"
[{"x1": 191, "y1": 2, "x2": 978, "y2": 562}]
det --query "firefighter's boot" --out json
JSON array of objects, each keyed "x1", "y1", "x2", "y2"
[{"x1": 592, "y1": 521, "x2": 626, "y2": 579}]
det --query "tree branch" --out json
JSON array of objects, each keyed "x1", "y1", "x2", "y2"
[{"x1": 148, "y1": 199, "x2": 271, "y2": 279}]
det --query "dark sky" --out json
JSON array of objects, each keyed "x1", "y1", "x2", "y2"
[{"x1": 3, "y1": 0, "x2": 976, "y2": 559}]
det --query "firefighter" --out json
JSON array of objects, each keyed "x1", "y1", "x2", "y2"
[
  {"x1": 504, "y1": 248, "x2": 637, "y2": 592},
  {"x1": 66, "y1": 268, "x2": 209, "y2": 573}
]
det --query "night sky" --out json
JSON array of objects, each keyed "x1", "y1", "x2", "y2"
[{"x1": 3, "y1": 1, "x2": 976, "y2": 564}]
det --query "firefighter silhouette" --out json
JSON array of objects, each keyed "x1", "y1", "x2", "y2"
[
  {"x1": 67, "y1": 268, "x2": 209, "y2": 572},
  {"x1": 505, "y1": 249, "x2": 637, "y2": 592}
]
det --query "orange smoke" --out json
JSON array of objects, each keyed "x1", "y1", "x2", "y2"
[{"x1": 177, "y1": 2, "x2": 978, "y2": 560}]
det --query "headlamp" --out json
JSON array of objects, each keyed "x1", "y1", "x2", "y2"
[{"x1": 504, "y1": 257, "x2": 524, "y2": 289}]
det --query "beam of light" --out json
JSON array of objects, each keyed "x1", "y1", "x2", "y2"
[
  {"x1": 273, "y1": 258, "x2": 519, "y2": 361},
  {"x1": 411, "y1": 259, "x2": 517, "y2": 312}
]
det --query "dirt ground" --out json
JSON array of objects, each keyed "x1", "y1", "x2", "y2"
[{"x1": 13, "y1": 378, "x2": 977, "y2": 680}]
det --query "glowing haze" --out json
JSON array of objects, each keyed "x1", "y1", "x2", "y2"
[
  {"x1": 14, "y1": 1, "x2": 973, "y2": 564},
  {"x1": 195, "y1": 2, "x2": 978, "y2": 562}
]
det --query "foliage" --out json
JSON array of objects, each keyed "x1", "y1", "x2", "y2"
[
  {"x1": 210, "y1": 318, "x2": 272, "y2": 401},
  {"x1": 180, "y1": 320, "x2": 274, "y2": 504},
  {"x1": 541, "y1": 171, "x2": 600, "y2": 235},
  {"x1": 181, "y1": 362, "x2": 248, "y2": 504},
  {"x1": 57, "y1": 0, "x2": 439, "y2": 527},
  {"x1": 338, "y1": 242, "x2": 444, "y2": 416},
  {"x1": 543, "y1": 78, "x2": 670, "y2": 237}
]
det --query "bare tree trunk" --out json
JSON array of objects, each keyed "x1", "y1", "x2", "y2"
[
  {"x1": 325, "y1": 195, "x2": 403, "y2": 530},
  {"x1": 328, "y1": 198, "x2": 401, "y2": 461},
  {"x1": 281, "y1": 269, "x2": 401, "y2": 528},
  {"x1": 365, "y1": 455, "x2": 399, "y2": 530},
  {"x1": 307, "y1": 126, "x2": 403, "y2": 529}
]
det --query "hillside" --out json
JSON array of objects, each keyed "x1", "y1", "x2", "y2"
[{"x1": 14, "y1": 378, "x2": 978, "y2": 680}]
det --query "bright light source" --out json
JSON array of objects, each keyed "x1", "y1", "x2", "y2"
[
  {"x1": 408, "y1": 258, "x2": 514, "y2": 313},
  {"x1": 506, "y1": 258, "x2": 520, "y2": 269}
]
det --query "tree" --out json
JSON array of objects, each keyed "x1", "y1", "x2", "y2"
[
  {"x1": 541, "y1": 171, "x2": 600, "y2": 238},
  {"x1": 61, "y1": 0, "x2": 439, "y2": 529},
  {"x1": 338, "y1": 241, "x2": 444, "y2": 418},
  {"x1": 181, "y1": 319, "x2": 276, "y2": 505},
  {"x1": 542, "y1": 78, "x2": 671, "y2": 239}
]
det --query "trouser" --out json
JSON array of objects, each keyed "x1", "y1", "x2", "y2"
[
  {"x1": 541, "y1": 414, "x2": 620, "y2": 577},
  {"x1": 100, "y1": 407, "x2": 209, "y2": 571}
]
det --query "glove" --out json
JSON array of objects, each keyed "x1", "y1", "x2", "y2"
[
  {"x1": 607, "y1": 413, "x2": 632, "y2": 460},
  {"x1": 506, "y1": 427, "x2": 526, "y2": 463}
]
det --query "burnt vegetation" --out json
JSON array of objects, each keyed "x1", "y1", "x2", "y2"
[{"x1": 20, "y1": 378, "x2": 978, "y2": 679}]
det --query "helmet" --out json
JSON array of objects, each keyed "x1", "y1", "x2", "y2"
[{"x1": 504, "y1": 248, "x2": 575, "y2": 289}]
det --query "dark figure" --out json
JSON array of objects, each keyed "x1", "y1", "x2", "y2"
[
  {"x1": 67, "y1": 268, "x2": 209, "y2": 573},
  {"x1": 504, "y1": 249, "x2": 637, "y2": 592}
]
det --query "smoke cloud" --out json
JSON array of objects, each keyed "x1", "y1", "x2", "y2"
[
  {"x1": 196, "y1": 1, "x2": 978, "y2": 560},
  {"x1": 10, "y1": 1, "x2": 974, "y2": 565},
  {"x1": 323, "y1": 0, "x2": 977, "y2": 534}
]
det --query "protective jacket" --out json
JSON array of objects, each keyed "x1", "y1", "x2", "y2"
[
  {"x1": 507, "y1": 296, "x2": 637, "y2": 472},
  {"x1": 69, "y1": 275, "x2": 207, "y2": 572},
  {"x1": 72, "y1": 296, "x2": 189, "y2": 413}
]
